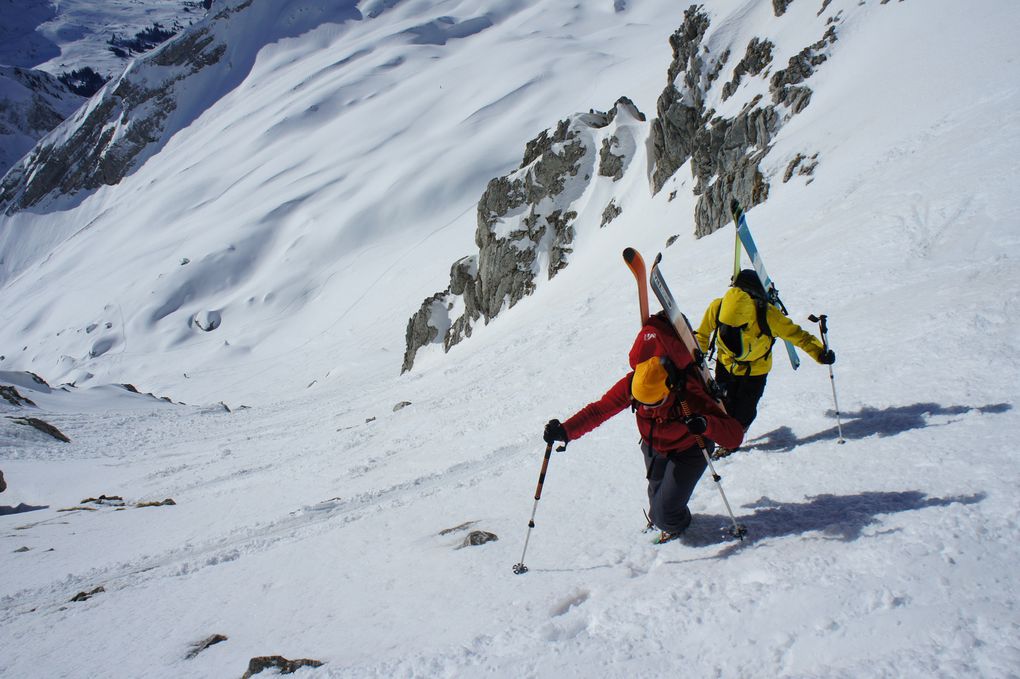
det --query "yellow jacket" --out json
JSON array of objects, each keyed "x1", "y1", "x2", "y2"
[{"x1": 696, "y1": 287, "x2": 826, "y2": 376}]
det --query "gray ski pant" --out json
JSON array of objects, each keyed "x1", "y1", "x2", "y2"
[{"x1": 641, "y1": 441, "x2": 709, "y2": 533}]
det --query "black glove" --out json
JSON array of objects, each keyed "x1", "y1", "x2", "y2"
[
  {"x1": 682, "y1": 414, "x2": 708, "y2": 435},
  {"x1": 543, "y1": 419, "x2": 568, "y2": 444},
  {"x1": 819, "y1": 349, "x2": 836, "y2": 365}
]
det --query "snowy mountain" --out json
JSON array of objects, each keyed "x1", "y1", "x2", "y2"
[
  {"x1": 0, "y1": 0, "x2": 209, "y2": 176},
  {"x1": 0, "y1": 66, "x2": 84, "y2": 175},
  {"x1": 2, "y1": 1, "x2": 1020, "y2": 677}
]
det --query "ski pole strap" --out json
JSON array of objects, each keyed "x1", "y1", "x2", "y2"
[{"x1": 808, "y1": 314, "x2": 830, "y2": 348}]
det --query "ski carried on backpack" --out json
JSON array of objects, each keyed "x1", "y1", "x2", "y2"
[
  {"x1": 622, "y1": 247, "x2": 650, "y2": 325},
  {"x1": 646, "y1": 253, "x2": 725, "y2": 404},
  {"x1": 730, "y1": 200, "x2": 801, "y2": 370}
]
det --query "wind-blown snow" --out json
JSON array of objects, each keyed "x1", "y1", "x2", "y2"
[{"x1": 2, "y1": 1, "x2": 1020, "y2": 677}]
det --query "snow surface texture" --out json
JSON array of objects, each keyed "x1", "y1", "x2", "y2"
[{"x1": 2, "y1": 0, "x2": 1020, "y2": 677}]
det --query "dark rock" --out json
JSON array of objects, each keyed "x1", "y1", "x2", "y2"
[
  {"x1": 773, "y1": 0, "x2": 795, "y2": 16},
  {"x1": 0, "y1": 385, "x2": 36, "y2": 407},
  {"x1": 721, "y1": 38, "x2": 774, "y2": 101},
  {"x1": 186, "y1": 634, "x2": 228, "y2": 660},
  {"x1": 81, "y1": 495, "x2": 125, "y2": 506},
  {"x1": 10, "y1": 417, "x2": 70, "y2": 442},
  {"x1": 460, "y1": 530, "x2": 498, "y2": 548},
  {"x1": 598, "y1": 136, "x2": 625, "y2": 180},
  {"x1": 392, "y1": 401, "x2": 412, "y2": 412},
  {"x1": 241, "y1": 656, "x2": 324, "y2": 678},
  {"x1": 136, "y1": 498, "x2": 176, "y2": 508},
  {"x1": 770, "y1": 27, "x2": 837, "y2": 110},
  {"x1": 600, "y1": 200, "x2": 622, "y2": 228},
  {"x1": 70, "y1": 586, "x2": 105, "y2": 602},
  {"x1": 14, "y1": 546, "x2": 29, "y2": 553}
]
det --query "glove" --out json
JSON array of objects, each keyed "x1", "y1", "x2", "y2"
[
  {"x1": 819, "y1": 349, "x2": 836, "y2": 365},
  {"x1": 543, "y1": 419, "x2": 568, "y2": 444},
  {"x1": 682, "y1": 414, "x2": 708, "y2": 435}
]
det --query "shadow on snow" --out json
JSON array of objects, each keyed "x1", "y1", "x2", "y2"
[
  {"x1": 745, "y1": 402, "x2": 1011, "y2": 453},
  {"x1": 678, "y1": 490, "x2": 985, "y2": 559}
]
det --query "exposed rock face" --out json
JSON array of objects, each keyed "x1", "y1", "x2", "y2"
[
  {"x1": 0, "y1": 0, "x2": 362, "y2": 215},
  {"x1": 0, "y1": 66, "x2": 84, "y2": 177},
  {"x1": 773, "y1": 0, "x2": 795, "y2": 16},
  {"x1": 721, "y1": 38, "x2": 774, "y2": 101},
  {"x1": 651, "y1": 6, "x2": 839, "y2": 236},
  {"x1": 402, "y1": 98, "x2": 644, "y2": 372},
  {"x1": 769, "y1": 26, "x2": 837, "y2": 114},
  {"x1": 242, "y1": 656, "x2": 323, "y2": 678}
]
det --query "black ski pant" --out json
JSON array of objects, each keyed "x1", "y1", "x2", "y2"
[
  {"x1": 716, "y1": 364, "x2": 768, "y2": 430},
  {"x1": 641, "y1": 442, "x2": 708, "y2": 534}
]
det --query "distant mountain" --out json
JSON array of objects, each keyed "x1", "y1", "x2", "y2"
[
  {"x1": 0, "y1": 66, "x2": 84, "y2": 176},
  {"x1": 0, "y1": 0, "x2": 211, "y2": 177}
]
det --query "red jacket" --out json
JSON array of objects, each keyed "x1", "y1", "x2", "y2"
[{"x1": 562, "y1": 314, "x2": 744, "y2": 453}]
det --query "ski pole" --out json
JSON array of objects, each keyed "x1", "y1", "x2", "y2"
[
  {"x1": 513, "y1": 440, "x2": 564, "y2": 574},
  {"x1": 678, "y1": 399, "x2": 747, "y2": 541},
  {"x1": 809, "y1": 314, "x2": 846, "y2": 444}
]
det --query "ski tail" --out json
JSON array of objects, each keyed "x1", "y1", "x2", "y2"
[{"x1": 623, "y1": 247, "x2": 650, "y2": 325}]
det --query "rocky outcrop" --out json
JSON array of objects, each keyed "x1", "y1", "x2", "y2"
[
  {"x1": 402, "y1": 98, "x2": 644, "y2": 372},
  {"x1": 651, "y1": 6, "x2": 839, "y2": 236},
  {"x1": 721, "y1": 38, "x2": 774, "y2": 101},
  {"x1": 773, "y1": 0, "x2": 795, "y2": 16},
  {"x1": 769, "y1": 26, "x2": 837, "y2": 114},
  {"x1": 9, "y1": 416, "x2": 70, "y2": 442},
  {"x1": 0, "y1": 66, "x2": 84, "y2": 177},
  {"x1": 242, "y1": 656, "x2": 324, "y2": 678}
]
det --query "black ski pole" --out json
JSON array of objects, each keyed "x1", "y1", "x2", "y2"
[
  {"x1": 678, "y1": 399, "x2": 747, "y2": 541},
  {"x1": 809, "y1": 314, "x2": 846, "y2": 444},
  {"x1": 513, "y1": 440, "x2": 564, "y2": 574}
]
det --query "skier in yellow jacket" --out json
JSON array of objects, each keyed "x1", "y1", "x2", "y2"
[{"x1": 697, "y1": 270, "x2": 835, "y2": 447}]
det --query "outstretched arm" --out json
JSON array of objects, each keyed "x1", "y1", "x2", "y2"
[
  {"x1": 561, "y1": 375, "x2": 632, "y2": 441},
  {"x1": 767, "y1": 307, "x2": 825, "y2": 361}
]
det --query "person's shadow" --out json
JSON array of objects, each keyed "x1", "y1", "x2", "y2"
[
  {"x1": 676, "y1": 490, "x2": 984, "y2": 559},
  {"x1": 746, "y1": 402, "x2": 1011, "y2": 453},
  {"x1": 0, "y1": 503, "x2": 49, "y2": 516}
]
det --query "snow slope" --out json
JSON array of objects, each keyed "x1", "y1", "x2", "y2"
[{"x1": 2, "y1": 0, "x2": 1020, "y2": 677}]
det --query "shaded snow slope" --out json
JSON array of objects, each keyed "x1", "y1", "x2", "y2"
[{"x1": 2, "y1": 1, "x2": 1020, "y2": 676}]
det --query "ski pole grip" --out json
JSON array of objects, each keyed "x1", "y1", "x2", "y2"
[{"x1": 534, "y1": 442, "x2": 554, "y2": 500}]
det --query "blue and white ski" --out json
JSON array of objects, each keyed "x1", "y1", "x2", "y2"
[{"x1": 730, "y1": 200, "x2": 801, "y2": 370}]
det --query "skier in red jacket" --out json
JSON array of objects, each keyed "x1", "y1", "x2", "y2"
[{"x1": 544, "y1": 313, "x2": 743, "y2": 542}]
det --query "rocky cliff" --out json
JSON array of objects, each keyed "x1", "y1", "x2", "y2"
[{"x1": 402, "y1": 98, "x2": 645, "y2": 373}]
